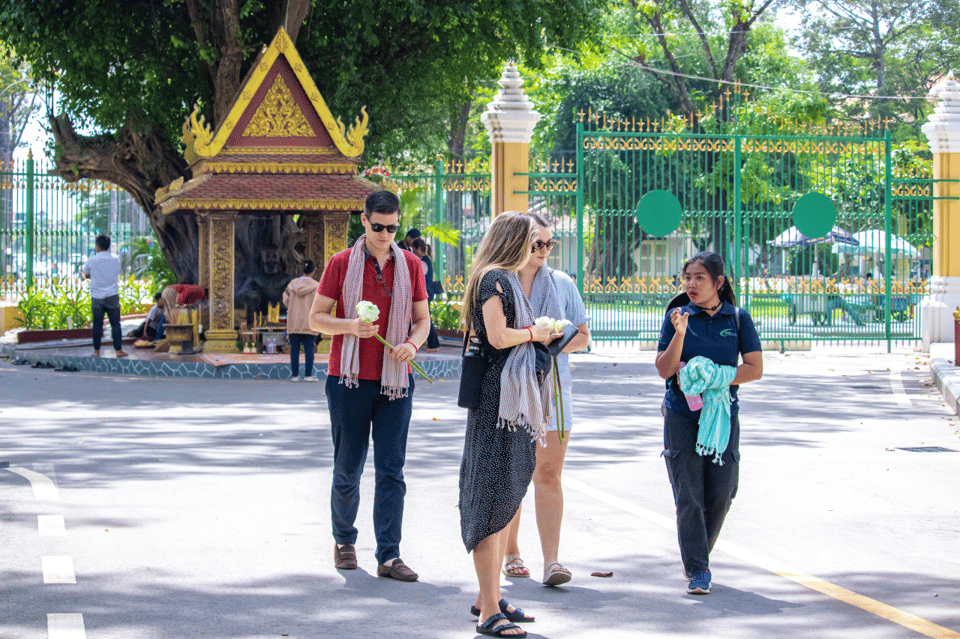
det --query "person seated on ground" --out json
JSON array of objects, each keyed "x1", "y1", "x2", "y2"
[{"x1": 130, "y1": 292, "x2": 165, "y2": 340}]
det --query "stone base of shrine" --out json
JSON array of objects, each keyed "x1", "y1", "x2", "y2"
[{"x1": 203, "y1": 329, "x2": 241, "y2": 354}]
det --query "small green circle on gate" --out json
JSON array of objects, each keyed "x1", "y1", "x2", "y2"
[
  {"x1": 636, "y1": 190, "x2": 682, "y2": 237},
  {"x1": 793, "y1": 192, "x2": 836, "y2": 239}
]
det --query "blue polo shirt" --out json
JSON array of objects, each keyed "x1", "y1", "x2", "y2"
[{"x1": 657, "y1": 301, "x2": 762, "y2": 417}]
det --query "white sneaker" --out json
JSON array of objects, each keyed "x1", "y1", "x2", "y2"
[
  {"x1": 289, "y1": 376, "x2": 301, "y2": 382},
  {"x1": 303, "y1": 376, "x2": 319, "y2": 382}
]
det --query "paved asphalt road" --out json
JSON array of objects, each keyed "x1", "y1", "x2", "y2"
[{"x1": 1, "y1": 346, "x2": 958, "y2": 639}]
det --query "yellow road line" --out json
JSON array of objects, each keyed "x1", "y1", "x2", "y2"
[{"x1": 565, "y1": 476, "x2": 959, "y2": 639}]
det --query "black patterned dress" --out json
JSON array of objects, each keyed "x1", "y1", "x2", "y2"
[{"x1": 459, "y1": 270, "x2": 538, "y2": 552}]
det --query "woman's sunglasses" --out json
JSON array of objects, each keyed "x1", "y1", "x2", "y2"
[
  {"x1": 531, "y1": 239, "x2": 558, "y2": 252},
  {"x1": 369, "y1": 222, "x2": 400, "y2": 233}
]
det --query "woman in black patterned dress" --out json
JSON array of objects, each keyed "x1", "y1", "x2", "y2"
[{"x1": 459, "y1": 212, "x2": 558, "y2": 637}]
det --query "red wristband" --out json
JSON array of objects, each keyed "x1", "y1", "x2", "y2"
[
  {"x1": 525, "y1": 326, "x2": 533, "y2": 342},
  {"x1": 404, "y1": 340, "x2": 418, "y2": 351}
]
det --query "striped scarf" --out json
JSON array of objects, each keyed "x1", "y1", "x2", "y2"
[
  {"x1": 527, "y1": 265, "x2": 562, "y2": 329},
  {"x1": 497, "y1": 270, "x2": 551, "y2": 442},
  {"x1": 340, "y1": 235, "x2": 412, "y2": 399}
]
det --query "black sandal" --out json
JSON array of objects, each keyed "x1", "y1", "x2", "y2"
[
  {"x1": 470, "y1": 599, "x2": 535, "y2": 622},
  {"x1": 476, "y1": 613, "x2": 526, "y2": 638}
]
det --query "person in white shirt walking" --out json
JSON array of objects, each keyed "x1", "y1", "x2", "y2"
[{"x1": 82, "y1": 235, "x2": 128, "y2": 358}]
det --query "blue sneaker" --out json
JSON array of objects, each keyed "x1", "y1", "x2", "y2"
[{"x1": 687, "y1": 569, "x2": 711, "y2": 594}]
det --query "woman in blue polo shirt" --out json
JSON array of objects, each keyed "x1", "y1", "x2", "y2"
[{"x1": 655, "y1": 252, "x2": 763, "y2": 596}]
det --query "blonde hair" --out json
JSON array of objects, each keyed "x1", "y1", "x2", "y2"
[{"x1": 462, "y1": 211, "x2": 539, "y2": 330}]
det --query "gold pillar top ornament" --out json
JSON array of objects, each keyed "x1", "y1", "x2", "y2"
[{"x1": 180, "y1": 28, "x2": 369, "y2": 160}]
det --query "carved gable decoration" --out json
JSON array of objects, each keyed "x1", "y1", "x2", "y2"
[
  {"x1": 226, "y1": 55, "x2": 331, "y2": 149},
  {"x1": 243, "y1": 73, "x2": 316, "y2": 138},
  {"x1": 183, "y1": 28, "x2": 368, "y2": 160}
]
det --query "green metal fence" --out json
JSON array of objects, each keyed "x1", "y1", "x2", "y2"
[
  {"x1": 388, "y1": 155, "x2": 580, "y2": 297},
  {"x1": 0, "y1": 155, "x2": 151, "y2": 299},
  {"x1": 576, "y1": 99, "x2": 936, "y2": 349}
]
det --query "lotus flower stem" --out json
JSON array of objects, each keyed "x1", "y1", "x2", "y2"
[{"x1": 372, "y1": 334, "x2": 434, "y2": 383}]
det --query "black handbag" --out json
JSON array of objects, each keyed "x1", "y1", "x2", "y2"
[
  {"x1": 458, "y1": 334, "x2": 486, "y2": 409},
  {"x1": 533, "y1": 341, "x2": 552, "y2": 384}
]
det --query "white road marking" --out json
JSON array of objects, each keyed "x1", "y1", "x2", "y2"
[
  {"x1": 6, "y1": 466, "x2": 60, "y2": 501},
  {"x1": 34, "y1": 463, "x2": 59, "y2": 484},
  {"x1": 47, "y1": 613, "x2": 86, "y2": 639},
  {"x1": 890, "y1": 365, "x2": 911, "y2": 406},
  {"x1": 38, "y1": 515, "x2": 67, "y2": 536},
  {"x1": 42, "y1": 556, "x2": 77, "y2": 584}
]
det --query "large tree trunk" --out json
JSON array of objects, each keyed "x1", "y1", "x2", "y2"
[{"x1": 43, "y1": 0, "x2": 313, "y2": 305}]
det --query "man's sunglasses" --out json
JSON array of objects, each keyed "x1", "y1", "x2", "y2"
[
  {"x1": 369, "y1": 222, "x2": 400, "y2": 233},
  {"x1": 531, "y1": 239, "x2": 558, "y2": 252}
]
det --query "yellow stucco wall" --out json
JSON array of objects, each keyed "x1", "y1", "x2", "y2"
[{"x1": 0, "y1": 303, "x2": 24, "y2": 332}]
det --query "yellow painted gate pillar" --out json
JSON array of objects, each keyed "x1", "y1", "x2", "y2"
[
  {"x1": 920, "y1": 72, "x2": 960, "y2": 350},
  {"x1": 481, "y1": 65, "x2": 541, "y2": 217},
  {"x1": 204, "y1": 211, "x2": 239, "y2": 353}
]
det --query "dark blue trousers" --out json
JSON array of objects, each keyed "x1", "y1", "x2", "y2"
[
  {"x1": 91, "y1": 295, "x2": 123, "y2": 351},
  {"x1": 288, "y1": 333, "x2": 315, "y2": 377},
  {"x1": 325, "y1": 374, "x2": 414, "y2": 565},
  {"x1": 662, "y1": 407, "x2": 740, "y2": 576}
]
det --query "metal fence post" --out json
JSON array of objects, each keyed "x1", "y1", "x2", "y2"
[
  {"x1": 576, "y1": 120, "x2": 585, "y2": 297},
  {"x1": 25, "y1": 150, "x2": 34, "y2": 289},
  {"x1": 884, "y1": 129, "x2": 893, "y2": 352},
  {"x1": 433, "y1": 156, "x2": 444, "y2": 287},
  {"x1": 733, "y1": 136, "x2": 743, "y2": 304}
]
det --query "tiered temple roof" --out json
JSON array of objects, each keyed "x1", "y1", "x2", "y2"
[{"x1": 156, "y1": 28, "x2": 377, "y2": 215}]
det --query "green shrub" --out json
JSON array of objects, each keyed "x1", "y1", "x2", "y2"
[
  {"x1": 15, "y1": 287, "x2": 54, "y2": 330},
  {"x1": 430, "y1": 299, "x2": 462, "y2": 330},
  {"x1": 13, "y1": 276, "x2": 153, "y2": 330}
]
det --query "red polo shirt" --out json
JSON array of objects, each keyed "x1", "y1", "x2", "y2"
[{"x1": 318, "y1": 248, "x2": 427, "y2": 380}]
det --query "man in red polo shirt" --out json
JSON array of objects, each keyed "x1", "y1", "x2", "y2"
[{"x1": 309, "y1": 190, "x2": 430, "y2": 582}]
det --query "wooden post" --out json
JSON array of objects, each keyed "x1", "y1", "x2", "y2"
[
  {"x1": 315, "y1": 211, "x2": 351, "y2": 354},
  {"x1": 204, "y1": 211, "x2": 239, "y2": 353}
]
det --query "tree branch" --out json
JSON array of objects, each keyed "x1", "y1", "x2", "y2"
[
  {"x1": 677, "y1": 0, "x2": 718, "y2": 78},
  {"x1": 269, "y1": 0, "x2": 311, "y2": 43}
]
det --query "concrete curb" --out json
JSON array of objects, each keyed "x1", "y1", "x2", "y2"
[
  {"x1": 0, "y1": 341, "x2": 463, "y2": 380},
  {"x1": 930, "y1": 342, "x2": 960, "y2": 415}
]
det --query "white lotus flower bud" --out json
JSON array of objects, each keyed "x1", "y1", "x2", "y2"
[
  {"x1": 534, "y1": 316, "x2": 554, "y2": 329},
  {"x1": 356, "y1": 300, "x2": 380, "y2": 323}
]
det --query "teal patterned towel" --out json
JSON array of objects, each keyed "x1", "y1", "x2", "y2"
[{"x1": 678, "y1": 356, "x2": 737, "y2": 464}]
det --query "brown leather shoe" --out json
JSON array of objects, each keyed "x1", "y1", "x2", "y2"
[
  {"x1": 334, "y1": 543, "x2": 357, "y2": 570},
  {"x1": 377, "y1": 558, "x2": 418, "y2": 582}
]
